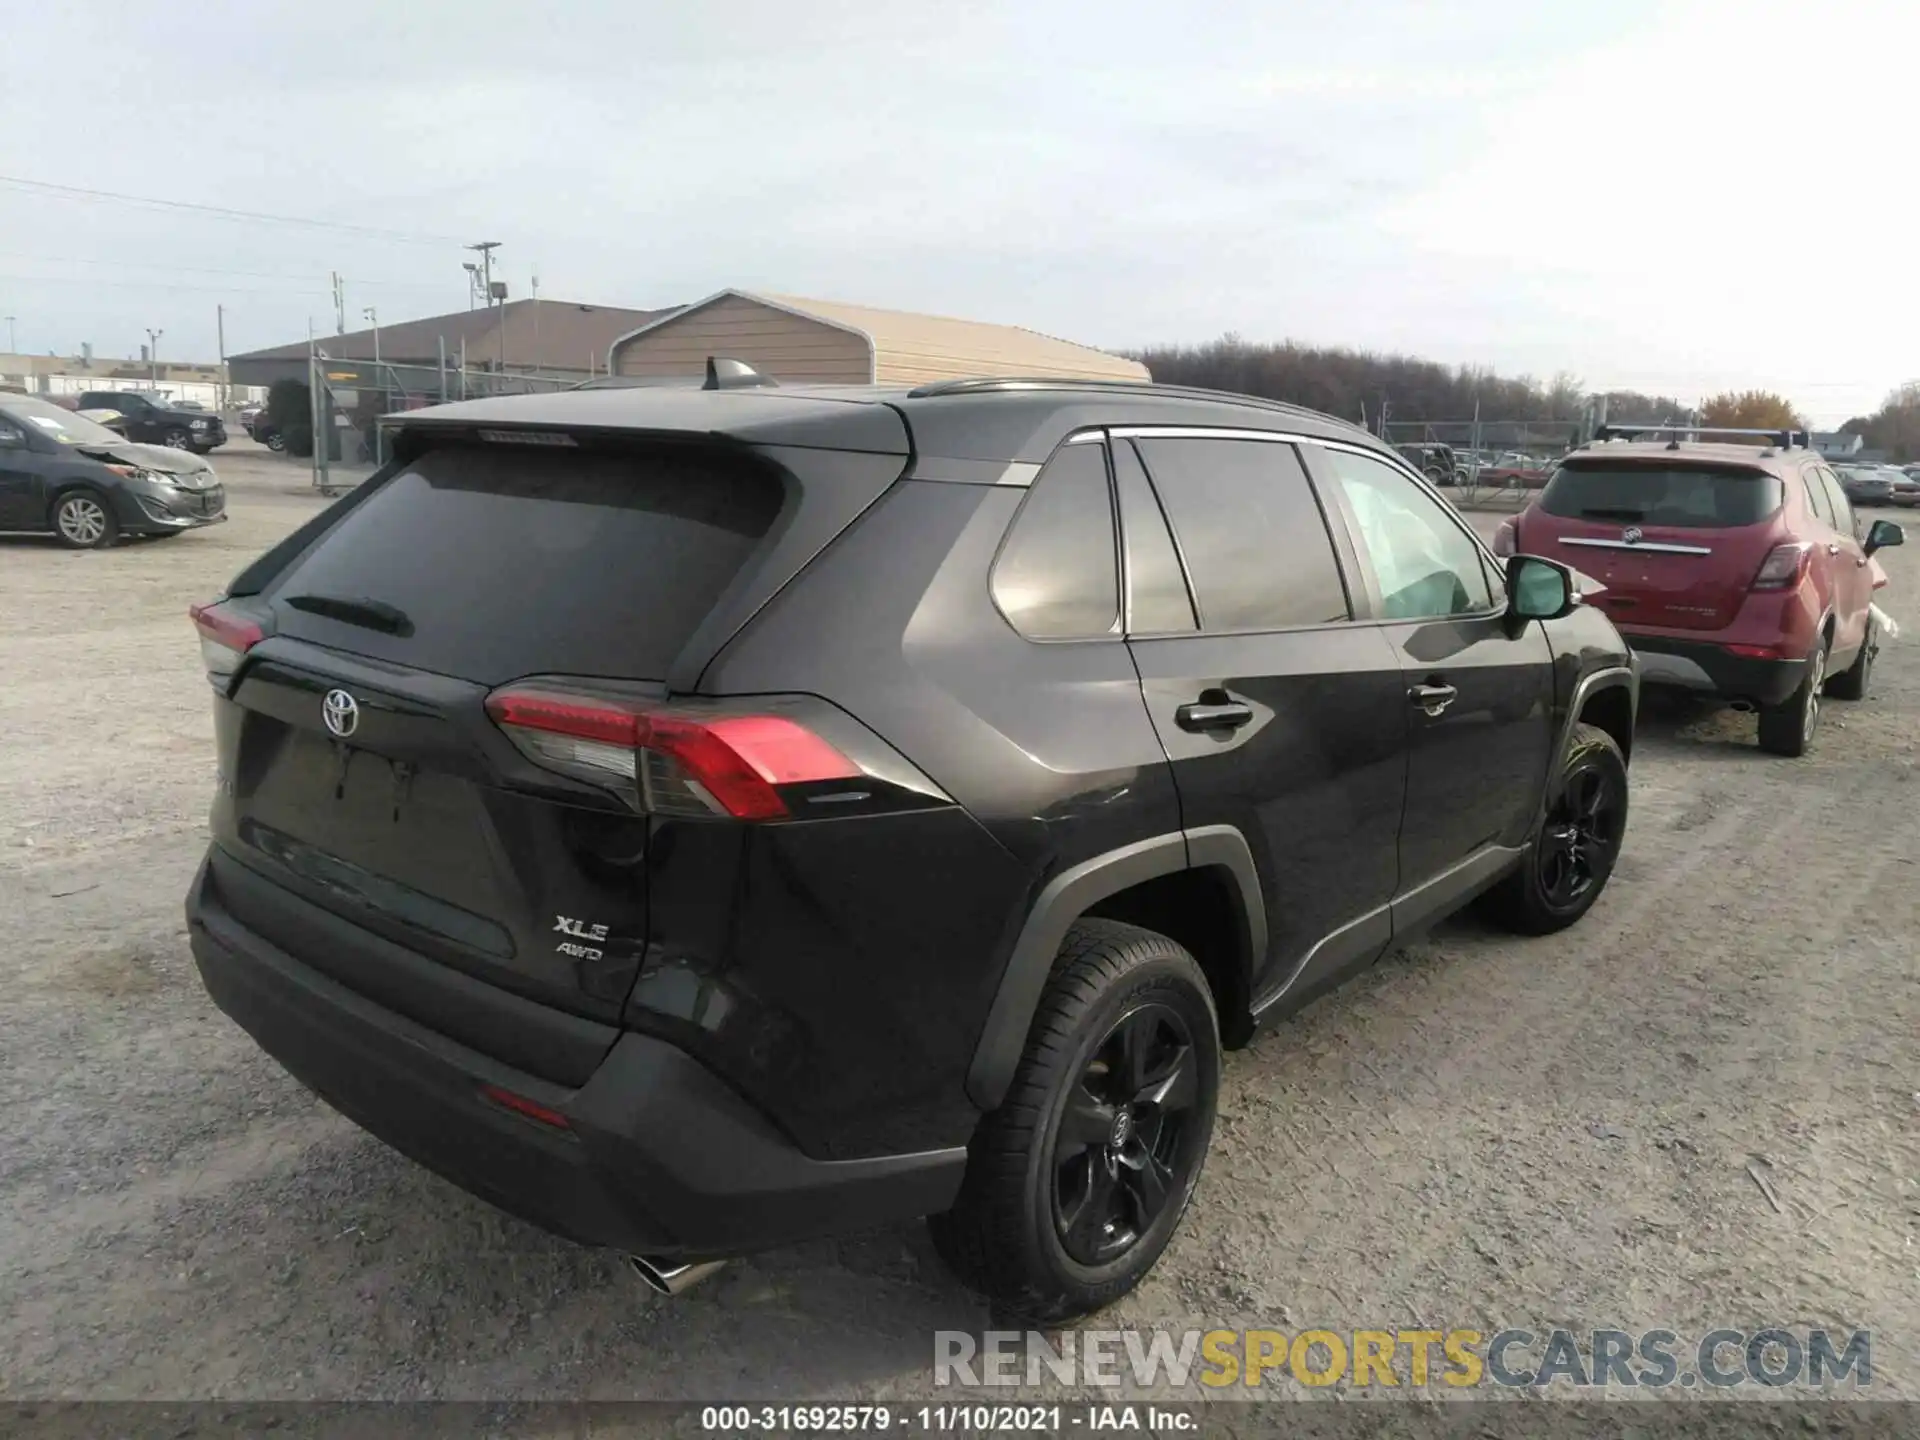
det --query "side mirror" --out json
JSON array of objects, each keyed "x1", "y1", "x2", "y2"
[
  {"x1": 1865, "y1": 519, "x2": 1904, "y2": 556},
  {"x1": 1507, "y1": 554, "x2": 1576, "y2": 623}
]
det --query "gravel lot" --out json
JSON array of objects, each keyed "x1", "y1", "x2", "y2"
[{"x1": 3, "y1": 444, "x2": 1916, "y2": 1403}]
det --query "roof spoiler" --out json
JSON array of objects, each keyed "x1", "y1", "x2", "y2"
[
  {"x1": 703, "y1": 357, "x2": 777, "y2": 391},
  {"x1": 1594, "y1": 423, "x2": 1810, "y2": 451}
]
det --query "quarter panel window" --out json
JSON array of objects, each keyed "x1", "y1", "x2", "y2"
[
  {"x1": 1113, "y1": 439, "x2": 1196, "y2": 633},
  {"x1": 1132, "y1": 437, "x2": 1349, "y2": 631},
  {"x1": 990, "y1": 440, "x2": 1120, "y2": 640},
  {"x1": 1320, "y1": 448, "x2": 1495, "y2": 620}
]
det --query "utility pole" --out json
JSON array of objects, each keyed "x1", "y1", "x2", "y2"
[
  {"x1": 216, "y1": 304, "x2": 227, "y2": 412},
  {"x1": 466, "y1": 241, "x2": 501, "y2": 309},
  {"x1": 145, "y1": 327, "x2": 164, "y2": 389},
  {"x1": 364, "y1": 307, "x2": 382, "y2": 465},
  {"x1": 331, "y1": 273, "x2": 346, "y2": 334},
  {"x1": 530, "y1": 270, "x2": 540, "y2": 377}
]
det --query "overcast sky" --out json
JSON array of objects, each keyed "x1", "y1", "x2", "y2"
[{"x1": 1, "y1": 0, "x2": 1910, "y2": 423}]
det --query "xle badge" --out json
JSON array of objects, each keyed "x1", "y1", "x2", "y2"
[{"x1": 554, "y1": 915, "x2": 609, "y2": 962}]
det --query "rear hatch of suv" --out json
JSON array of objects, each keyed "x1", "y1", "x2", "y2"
[
  {"x1": 192, "y1": 424, "x2": 904, "y2": 1067},
  {"x1": 1521, "y1": 457, "x2": 1785, "y2": 631}
]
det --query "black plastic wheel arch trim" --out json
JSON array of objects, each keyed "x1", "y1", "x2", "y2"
[{"x1": 964, "y1": 826, "x2": 1264, "y2": 1111}]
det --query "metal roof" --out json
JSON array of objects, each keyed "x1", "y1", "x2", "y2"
[
  {"x1": 230, "y1": 300, "x2": 679, "y2": 372},
  {"x1": 607, "y1": 290, "x2": 1149, "y2": 385}
]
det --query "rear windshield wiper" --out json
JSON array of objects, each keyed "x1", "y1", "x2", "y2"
[{"x1": 282, "y1": 593, "x2": 415, "y2": 636}]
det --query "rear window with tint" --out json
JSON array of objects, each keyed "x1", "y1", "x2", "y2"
[
  {"x1": 1539, "y1": 464, "x2": 1783, "y2": 528},
  {"x1": 268, "y1": 443, "x2": 784, "y2": 684}
]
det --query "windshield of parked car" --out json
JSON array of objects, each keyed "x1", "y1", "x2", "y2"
[
  {"x1": 0, "y1": 396, "x2": 125, "y2": 446},
  {"x1": 1540, "y1": 462, "x2": 1784, "y2": 527}
]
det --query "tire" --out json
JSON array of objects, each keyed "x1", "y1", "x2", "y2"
[
  {"x1": 162, "y1": 427, "x2": 193, "y2": 450},
  {"x1": 50, "y1": 488, "x2": 120, "y2": 550},
  {"x1": 265, "y1": 430, "x2": 287, "y2": 453},
  {"x1": 1757, "y1": 635, "x2": 1828, "y2": 757},
  {"x1": 928, "y1": 920, "x2": 1220, "y2": 1322},
  {"x1": 1480, "y1": 723, "x2": 1628, "y2": 935},
  {"x1": 1824, "y1": 618, "x2": 1875, "y2": 701}
]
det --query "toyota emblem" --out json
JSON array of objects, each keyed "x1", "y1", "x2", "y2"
[
  {"x1": 1621, "y1": 526, "x2": 1644, "y2": 545},
  {"x1": 322, "y1": 688, "x2": 360, "y2": 739}
]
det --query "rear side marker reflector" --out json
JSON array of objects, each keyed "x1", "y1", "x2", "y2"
[
  {"x1": 1724, "y1": 643, "x2": 1783, "y2": 660},
  {"x1": 479, "y1": 1084, "x2": 572, "y2": 1130},
  {"x1": 484, "y1": 686, "x2": 860, "y2": 821}
]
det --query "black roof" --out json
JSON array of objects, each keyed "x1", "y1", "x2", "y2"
[{"x1": 386, "y1": 378, "x2": 1387, "y2": 467}]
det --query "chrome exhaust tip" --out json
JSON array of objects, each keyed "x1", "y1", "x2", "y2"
[
  {"x1": 1728, "y1": 699, "x2": 1756, "y2": 713},
  {"x1": 627, "y1": 1254, "x2": 728, "y2": 1297}
]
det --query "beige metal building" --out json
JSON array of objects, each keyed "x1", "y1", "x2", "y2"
[{"x1": 606, "y1": 290, "x2": 1149, "y2": 387}]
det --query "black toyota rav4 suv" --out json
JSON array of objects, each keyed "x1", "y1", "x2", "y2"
[{"x1": 186, "y1": 372, "x2": 1638, "y2": 1320}]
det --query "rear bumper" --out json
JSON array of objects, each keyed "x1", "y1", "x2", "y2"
[
  {"x1": 186, "y1": 854, "x2": 966, "y2": 1260},
  {"x1": 1627, "y1": 634, "x2": 1805, "y2": 707}
]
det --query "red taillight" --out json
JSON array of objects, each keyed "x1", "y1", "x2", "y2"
[
  {"x1": 1492, "y1": 519, "x2": 1518, "y2": 558},
  {"x1": 189, "y1": 600, "x2": 264, "y2": 683},
  {"x1": 1751, "y1": 542, "x2": 1812, "y2": 591},
  {"x1": 478, "y1": 1084, "x2": 572, "y2": 1130},
  {"x1": 484, "y1": 686, "x2": 859, "y2": 820},
  {"x1": 1724, "y1": 642, "x2": 1782, "y2": 660}
]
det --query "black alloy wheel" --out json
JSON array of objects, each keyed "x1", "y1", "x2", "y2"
[
  {"x1": 928, "y1": 919, "x2": 1220, "y2": 1321},
  {"x1": 1535, "y1": 760, "x2": 1625, "y2": 912},
  {"x1": 1050, "y1": 1002, "x2": 1203, "y2": 1266},
  {"x1": 1479, "y1": 722, "x2": 1629, "y2": 935}
]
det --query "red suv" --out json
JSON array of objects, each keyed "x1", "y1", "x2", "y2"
[{"x1": 1497, "y1": 426, "x2": 1904, "y2": 756}]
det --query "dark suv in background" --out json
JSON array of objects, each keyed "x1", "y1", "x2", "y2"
[
  {"x1": 185, "y1": 370, "x2": 1638, "y2": 1319},
  {"x1": 77, "y1": 390, "x2": 226, "y2": 454}
]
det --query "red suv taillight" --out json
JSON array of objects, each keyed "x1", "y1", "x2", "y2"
[
  {"x1": 484, "y1": 684, "x2": 861, "y2": 820},
  {"x1": 1492, "y1": 519, "x2": 1518, "y2": 557},
  {"x1": 189, "y1": 600, "x2": 264, "y2": 684},
  {"x1": 1750, "y1": 541, "x2": 1813, "y2": 591}
]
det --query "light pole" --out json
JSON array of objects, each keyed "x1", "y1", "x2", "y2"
[
  {"x1": 364, "y1": 307, "x2": 382, "y2": 467},
  {"x1": 145, "y1": 327, "x2": 164, "y2": 390}
]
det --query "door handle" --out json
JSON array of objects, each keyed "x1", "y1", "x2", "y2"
[
  {"x1": 1175, "y1": 700, "x2": 1254, "y2": 733},
  {"x1": 1408, "y1": 682, "x2": 1458, "y2": 717}
]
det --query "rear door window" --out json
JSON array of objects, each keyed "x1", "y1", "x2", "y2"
[
  {"x1": 1539, "y1": 464, "x2": 1783, "y2": 528},
  {"x1": 1800, "y1": 467, "x2": 1834, "y2": 528},
  {"x1": 991, "y1": 439, "x2": 1120, "y2": 640},
  {"x1": 1817, "y1": 467, "x2": 1858, "y2": 540},
  {"x1": 1132, "y1": 437, "x2": 1349, "y2": 631},
  {"x1": 267, "y1": 442, "x2": 786, "y2": 684}
]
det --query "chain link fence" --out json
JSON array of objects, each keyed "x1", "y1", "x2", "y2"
[
  {"x1": 1382, "y1": 417, "x2": 1588, "y2": 508},
  {"x1": 304, "y1": 354, "x2": 580, "y2": 495}
]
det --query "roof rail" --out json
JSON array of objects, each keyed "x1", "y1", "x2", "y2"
[
  {"x1": 1594, "y1": 423, "x2": 1809, "y2": 450},
  {"x1": 905, "y1": 375, "x2": 1340, "y2": 425},
  {"x1": 703, "y1": 356, "x2": 777, "y2": 391}
]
